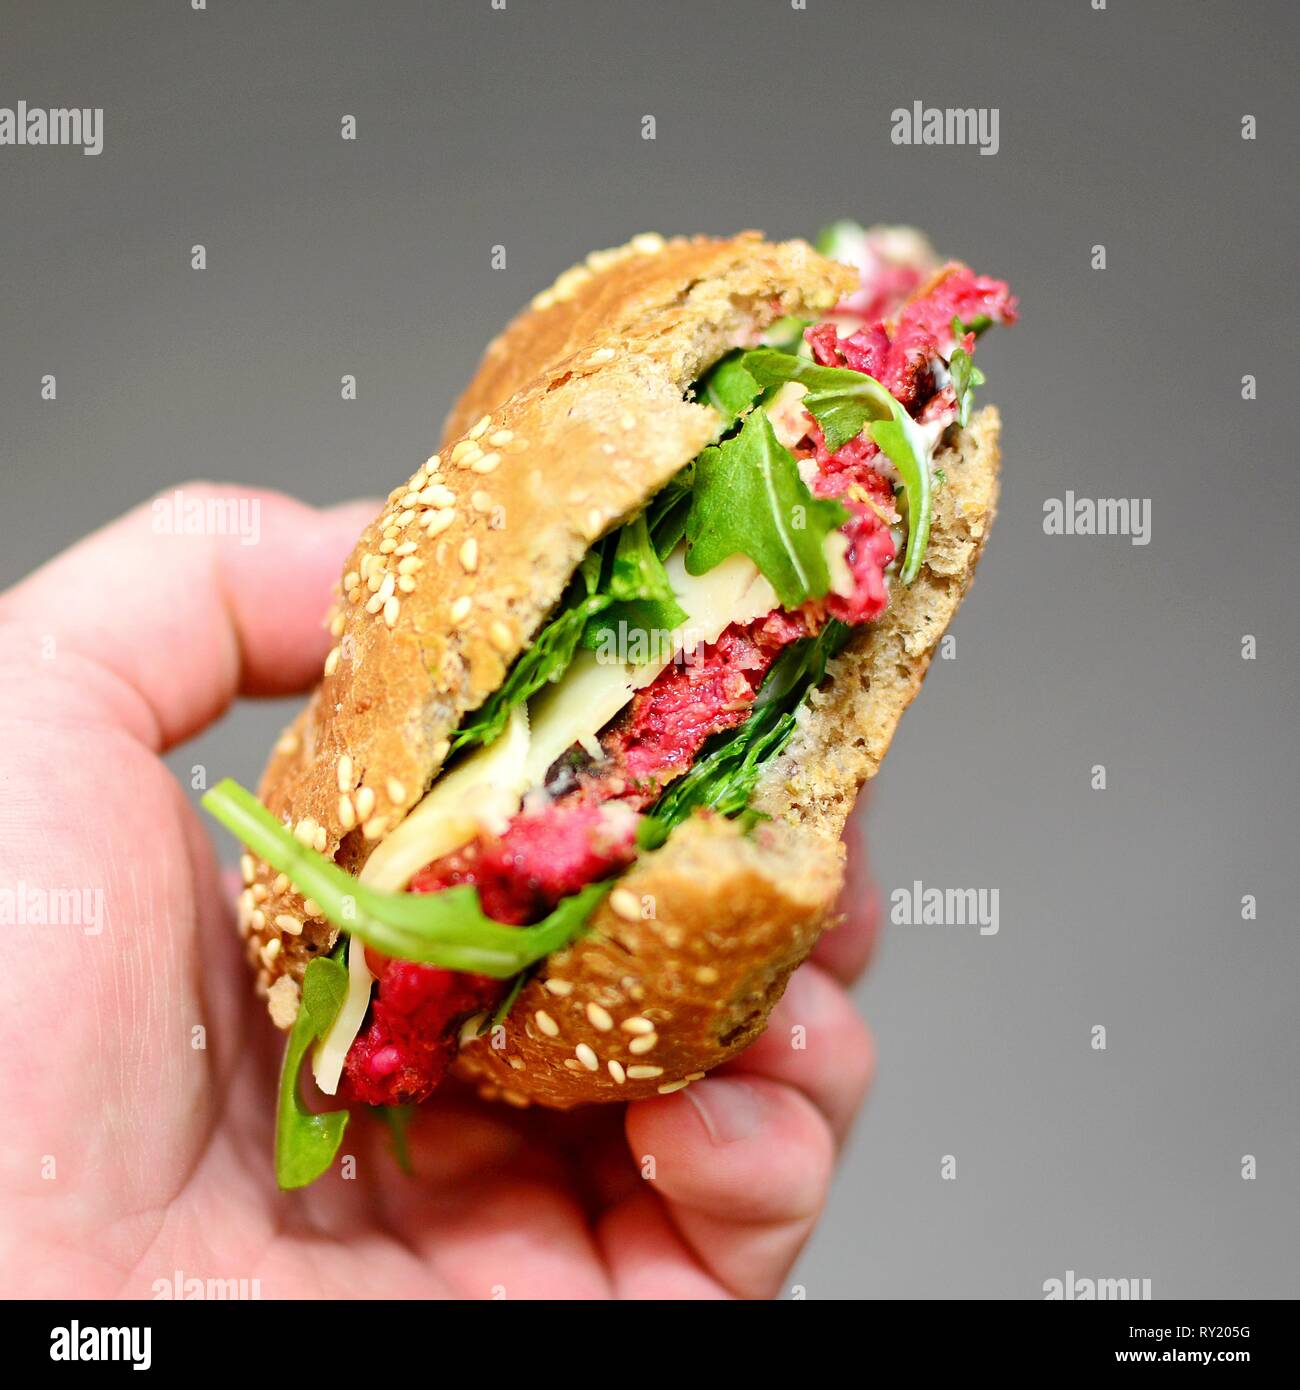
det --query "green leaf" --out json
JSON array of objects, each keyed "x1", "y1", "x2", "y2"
[
  {"x1": 761, "y1": 316, "x2": 811, "y2": 355},
  {"x1": 452, "y1": 588, "x2": 612, "y2": 751},
  {"x1": 582, "y1": 513, "x2": 687, "y2": 653},
  {"x1": 740, "y1": 347, "x2": 936, "y2": 585},
  {"x1": 684, "y1": 409, "x2": 848, "y2": 609},
  {"x1": 949, "y1": 346, "x2": 985, "y2": 429},
  {"x1": 647, "y1": 620, "x2": 852, "y2": 832},
  {"x1": 374, "y1": 1104, "x2": 414, "y2": 1177},
  {"x1": 696, "y1": 351, "x2": 763, "y2": 428},
  {"x1": 951, "y1": 312, "x2": 992, "y2": 341},
  {"x1": 868, "y1": 404, "x2": 933, "y2": 585},
  {"x1": 740, "y1": 348, "x2": 897, "y2": 452},
  {"x1": 275, "y1": 951, "x2": 350, "y2": 1191},
  {"x1": 814, "y1": 219, "x2": 867, "y2": 262},
  {"x1": 203, "y1": 779, "x2": 612, "y2": 977}
]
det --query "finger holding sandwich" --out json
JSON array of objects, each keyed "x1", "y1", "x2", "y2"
[{"x1": 203, "y1": 224, "x2": 1016, "y2": 1190}]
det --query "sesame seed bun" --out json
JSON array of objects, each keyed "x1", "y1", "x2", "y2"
[{"x1": 238, "y1": 231, "x2": 1000, "y2": 1110}]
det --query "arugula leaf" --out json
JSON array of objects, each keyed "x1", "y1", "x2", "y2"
[
  {"x1": 761, "y1": 316, "x2": 812, "y2": 355},
  {"x1": 374, "y1": 1104, "x2": 415, "y2": 1176},
  {"x1": 741, "y1": 348, "x2": 896, "y2": 452},
  {"x1": 868, "y1": 404, "x2": 934, "y2": 585},
  {"x1": 275, "y1": 951, "x2": 350, "y2": 1190},
  {"x1": 951, "y1": 312, "x2": 992, "y2": 340},
  {"x1": 684, "y1": 410, "x2": 848, "y2": 608},
  {"x1": 453, "y1": 587, "x2": 612, "y2": 751},
  {"x1": 582, "y1": 513, "x2": 687, "y2": 652},
  {"x1": 814, "y1": 218, "x2": 867, "y2": 263},
  {"x1": 739, "y1": 347, "x2": 935, "y2": 584},
  {"x1": 696, "y1": 351, "x2": 763, "y2": 429},
  {"x1": 948, "y1": 346, "x2": 985, "y2": 429},
  {"x1": 643, "y1": 620, "x2": 852, "y2": 835},
  {"x1": 203, "y1": 779, "x2": 612, "y2": 976}
]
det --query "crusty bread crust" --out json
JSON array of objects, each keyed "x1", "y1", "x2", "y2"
[
  {"x1": 452, "y1": 409, "x2": 1000, "y2": 1106},
  {"x1": 751, "y1": 406, "x2": 1001, "y2": 837},
  {"x1": 237, "y1": 233, "x2": 853, "y2": 1008},
  {"x1": 453, "y1": 815, "x2": 842, "y2": 1106}
]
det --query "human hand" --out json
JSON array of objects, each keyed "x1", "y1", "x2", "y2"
[{"x1": 0, "y1": 484, "x2": 877, "y2": 1300}]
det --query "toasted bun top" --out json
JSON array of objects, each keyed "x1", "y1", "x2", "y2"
[{"x1": 241, "y1": 232, "x2": 855, "y2": 994}]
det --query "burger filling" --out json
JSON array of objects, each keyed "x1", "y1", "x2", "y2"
[{"x1": 337, "y1": 252, "x2": 1016, "y2": 1106}]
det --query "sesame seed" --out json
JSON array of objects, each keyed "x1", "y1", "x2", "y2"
[
  {"x1": 312, "y1": 825, "x2": 328, "y2": 853},
  {"x1": 432, "y1": 738, "x2": 451, "y2": 763},
  {"x1": 563, "y1": 1058, "x2": 582, "y2": 1071},
  {"x1": 574, "y1": 1043, "x2": 599, "y2": 1072},
  {"x1": 251, "y1": 882, "x2": 268, "y2": 903},
  {"x1": 425, "y1": 453, "x2": 441, "y2": 470},
  {"x1": 379, "y1": 538, "x2": 398, "y2": 555},
  {"x1": 365, "y1": 592, "x2": 384, "y2": 615},
  {"x1": 293, "y1": 818, "x2": 317, "y2": 846},
  {"x1": 396, "y1": 509, "x2": 416, "y2": 527},
  {"x1": 354, "y1": 786, "x2": 376, "y2": 820},
  {"x1": 450, "y1": 595, "x2": 473, "y2": 623},
  {"x1": 626, "y1": 1065, "x2": 664, "y2": 1080},
  {"x1": 338, "y1": 793, "x2": 356, "y2": 829},
  {"x1": 585, "y1": 508, "x2": 603, "y2": 537},
  {"x1": 275, "y1": 913, "x2": 304, "y2": 936},
  {"x1": 544, "y1": 977, "x2": 573, "y2": 997},
  {"x1": 657, "y1": 1079, "x2": 690, "y2": 1095},
  {"x1": 533, "y1": 1010, "x2": 559, "y2": 1037},
  {"x1": 250, "y1": 909, "x2": 266, "y2": 932},
  {"x1": 620, "y1": 1015, "x2": 654, "y2": 1035},
  {"x1": 376, "y1": 573, "x2": 395, "y2": 602},
  {"x1": 589, "y1": 346, "x2": 616, "y2": 364},
  {"x1": 470, "y1": 490, "x2": 492, "y2": 513},
  {"x1": 607, "y1": 1060, "x2": 627, "y2": 1084},
  {"x1": 399, "y1": 490, "x2": 420, "y2": 508},
  {"x1": 362, "y1": 815, "x2": 386, "y2": 840},
  {"x1": 261, "y1": 938, "x2": 282, "y2": 965},
  {"x1": 324, "y1": 645, "x2": 341, "y2": 677},
  {"x1": 272, "y1": 873, "x2": 290, "y2": 895},
  {"x1": 450, "y1": 439, "x2": 481, "y2": 466},
  {"x1": 488, "y1": 429, "x2": 513, "y2": 446},
  {"x1": 343, "y1": 570, "x2": 360, "y2": 590},
  {"x1": 695, "y1": 965, "x2": 720, "y2": 985},
  {"x1": 397, "y1": 555, "x2": 423, "y2": 575},
  {"x1": 470, "y1": 452, "x2": 501, "y2": 474},
  {"x1": 398, "y1": 575, "x2": 417, "y2": 593},
  {"x1": 627, "y1": 1032, "x2": 658, "y2": 1055},
  {"x1": 468, "y1": 415, "x2": 491, "y2": 440},
  {"x1": 609, "y1": 888, "x2": 640, "y2": 921},
  {"x1": 394, "y1": 540, "x2": 418, "y2": 556},
  {"x1": 631, "y1": 232, "x2": 665, "y2": 253},
  {"x1": 685, "y1": 1072, "x2": 706, "y2": 1082},
  {"x1": 421, "y1": 484, "x2": 456, "y2": 507},
  {"x1": 458, "y1": 537, "x2": 478, "y2": 572},
  {"x1": 329, "y1": 611, "x2": 346, "y2": 638},
  {"x1": 488, "y1": 620, "x2": 513, "y2": 653},
  {"x1": 275, "y1": 731, "x2": 299, "y2": 756},
  {"x1": 459, "y1": 1013, "x2": 486, "y2": 1045},
  {"x1": 383, "y1": 595, "x2": 400, "y2": 627},
  {"x1": 425, "y1": 509, "x2": 456, "y2": 536},
  {"x1": 240, "y1": 853, "x2": 255, "y2": 885},
  {"x1": 337, "y1": 754, "x2": 354, "y2": 791},
  {"x1": 386, "y1": 777, "x2": 406, "y2": 805},
  {"x1": 586, "y1": 1002, "x2": 614, "y2": 1032}
]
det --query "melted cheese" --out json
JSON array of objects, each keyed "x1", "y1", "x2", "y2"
[{"x1": 309, "y1": 546, "x2": 778, "y2": 1092}]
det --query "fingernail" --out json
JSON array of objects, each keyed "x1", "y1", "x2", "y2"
[{"x1": 685, "y1": 1079, "x2": 768, "y2": 1144}]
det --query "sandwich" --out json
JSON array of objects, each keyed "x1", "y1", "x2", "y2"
[{"x1": 203, "y1": 222, "x2": 1016, "y2": 1189}]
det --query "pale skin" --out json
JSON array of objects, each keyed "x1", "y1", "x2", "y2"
[{"x1": 0, "y1": 486, "x2": 877, "y2": 1300}]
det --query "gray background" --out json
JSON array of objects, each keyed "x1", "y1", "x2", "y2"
[{"x1": 2, "y1": 0, "x2": 1295, "y2": 1298}]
